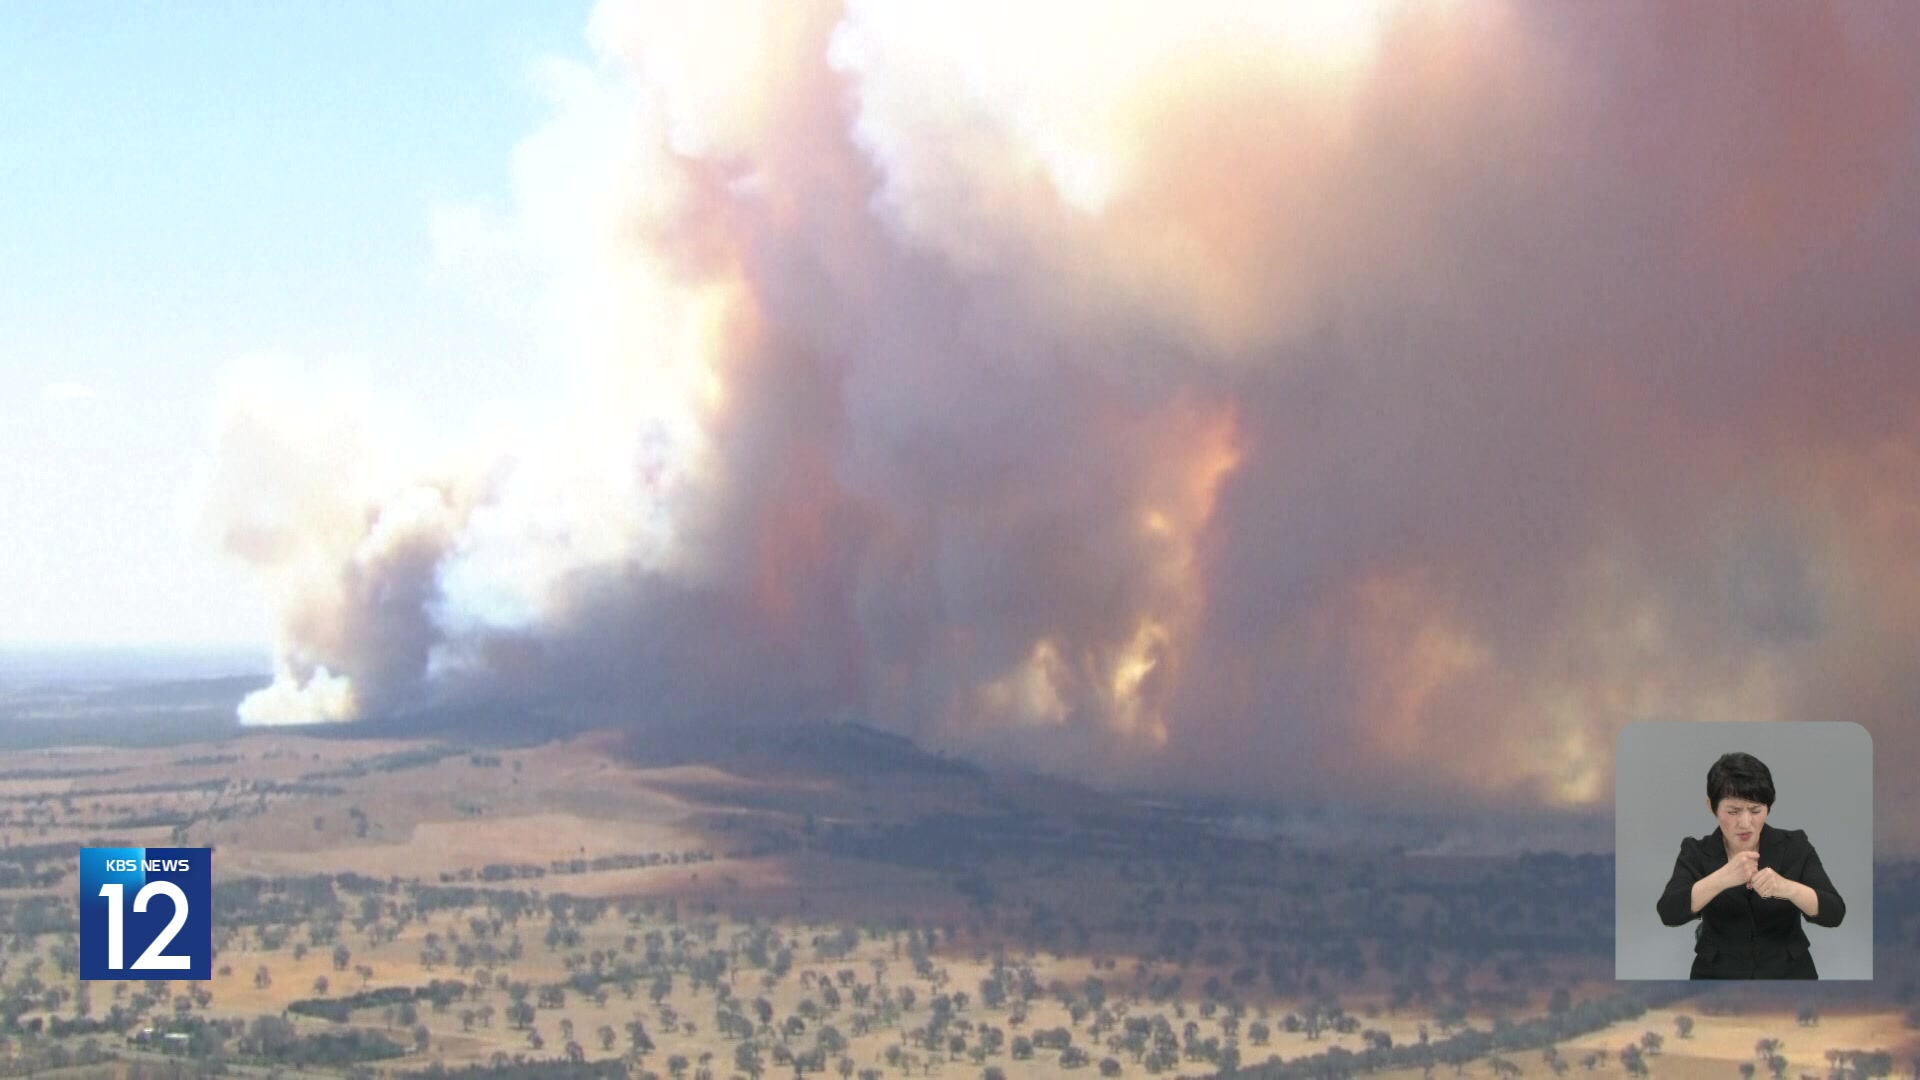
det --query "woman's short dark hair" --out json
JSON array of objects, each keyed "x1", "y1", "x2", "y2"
[{"x1": 1707, "y1": 752, "x2": 1775, "y2": 811}]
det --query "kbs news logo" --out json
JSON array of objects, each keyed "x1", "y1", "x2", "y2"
[{"x1": 79, "y1": 847, "x2": 212, "y2": 980}]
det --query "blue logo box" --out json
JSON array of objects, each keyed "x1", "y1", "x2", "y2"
[{"x1": 80, "y1": 847, "x2": 212, "y2": 980}]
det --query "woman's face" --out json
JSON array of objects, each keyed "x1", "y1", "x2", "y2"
[{"x1": 1714, "y1": 796, "x2": 1768, "y2": 850}]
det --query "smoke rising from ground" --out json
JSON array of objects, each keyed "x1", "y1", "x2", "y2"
[{"x1": 204, "y1": 1, "x2": 1920, "y2": 846}]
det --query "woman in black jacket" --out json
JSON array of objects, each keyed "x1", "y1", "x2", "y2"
[{"x1": 1656, "y1": 752, "x2": 1846, "y2": 979}]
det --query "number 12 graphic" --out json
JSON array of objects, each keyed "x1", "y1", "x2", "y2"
[
  {"x1": 80, "y1": 847, "x2": 212, "y2": 980},
  {"x1": 96, "y1": 881, "x2": 193, "y2": 970}
]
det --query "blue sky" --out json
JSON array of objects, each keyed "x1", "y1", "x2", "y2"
[{"x1": 2, "y1": 2, "x2": 594, "y2": 647}]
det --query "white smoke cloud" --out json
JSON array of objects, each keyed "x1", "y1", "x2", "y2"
[
  {"x1": 43, "y1": 381, "x2": 99, "y2": 401},
  {"x1": 203, "y1": 0, "x2": 1920, "y2": 847}
]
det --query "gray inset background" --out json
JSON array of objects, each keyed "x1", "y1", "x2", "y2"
[{"x1": 1616, "y1": 721, "x2": 1872, "y2": 980}]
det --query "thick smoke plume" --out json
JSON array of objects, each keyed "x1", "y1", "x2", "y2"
[{"x1": 205, "y1": 1, "x2": 1920, "y2": 846}]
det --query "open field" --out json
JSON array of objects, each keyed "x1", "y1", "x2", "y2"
[{"x1": 3, "y1": 691, "x2": 1919, "y2": 1079}]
